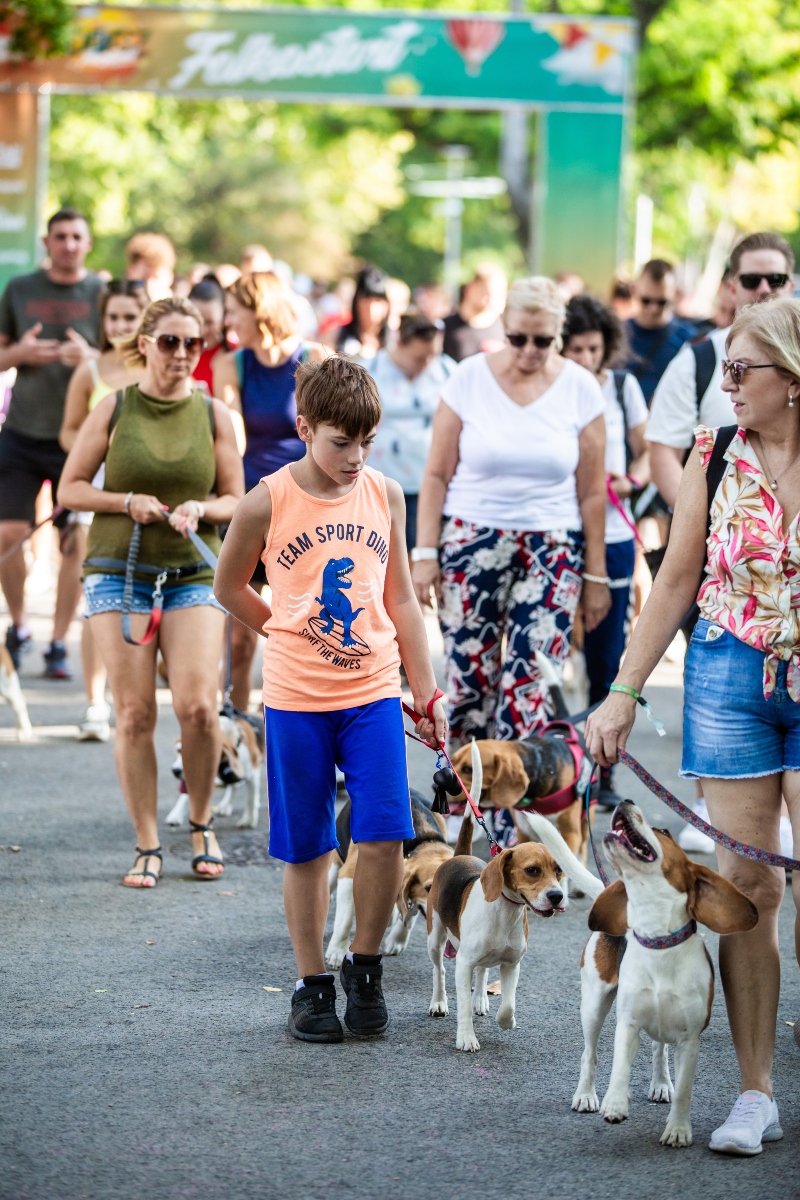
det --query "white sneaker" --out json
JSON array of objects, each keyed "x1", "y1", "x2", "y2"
[
  {"x1": 678, "y1": 799, "x2": 715, "y2": 854},
  {"x1": 709, "y1": 1090, "x2": 783, "y2": 1155},
  {"x1": 78, "y1": 701, "x2": 111, "y2": 742}
]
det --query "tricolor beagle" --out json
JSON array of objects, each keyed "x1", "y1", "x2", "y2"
[
  {"x1": 572, "y1": 801, "x2": 757, "y2": 1147},
  {"x1": 325, "y1": 789, "x2": 453, "y2": 968},
  {"x1": 426, "y1": 744, "x2": 575, "y2": 1052},
  {"x1": 166, "y1": 711, "x2": 264, "y2": 829}
]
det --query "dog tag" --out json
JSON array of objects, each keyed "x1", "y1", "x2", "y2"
[{"x1": 576, "y1": 755, "x2": 593, "y2": 794}]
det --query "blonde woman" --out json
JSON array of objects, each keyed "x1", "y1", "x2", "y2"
[
  {"x1": 587, "y1": 297, "x2": 800, "y2": 1156},
  {"x1": 58, "y1": 297, "x2": 244, "y2": 887},
  {"x1": 214, "y1": 272, "x2": 326, "y2": 708},
  {"x1": 412, "y1": 276, "x2": 610, "y2": 776},
  {"x1": 60, "y1": 280, "x2": 147, "y2": 740}
]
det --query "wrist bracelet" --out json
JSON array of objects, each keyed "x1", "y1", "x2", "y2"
[
  {"x1": 124, "y1": 491, "x2": 133, "y2": 516},
  {"x1": 583, "y1": 572, "x2": 611, "y2": 585},
  {"x1": 410, "y1": 547, "x2": 439, "y2": 562},
  {"x1": 609, "y1": 684, "x2": 666, "y2": 736}
]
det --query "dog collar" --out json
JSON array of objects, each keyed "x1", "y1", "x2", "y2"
[
  {"x1": 502, "y1": 889, "x2": 525, "y2": 907},
  {"x1": 633, "y1": 919, "x2": 697, "y2": 950}
]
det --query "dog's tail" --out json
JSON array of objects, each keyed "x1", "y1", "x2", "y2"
[
  {"x1": 516, "y1": 810, "x2": 605, "y2": 899},
  {"x1": 454, "y1": 741, "x2": 483, "y2": 856},
  {"x1": 534, "y1": 650, "x2": 570, "y2": 721}
]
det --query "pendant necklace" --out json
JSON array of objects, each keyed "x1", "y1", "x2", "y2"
[{"x1": 758, "y1": 437, "x2": 800, "y2": 490}]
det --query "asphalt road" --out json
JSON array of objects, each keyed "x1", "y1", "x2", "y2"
[{"x1": 1, "y1": 612, "x2": 798, "y2": 1200}]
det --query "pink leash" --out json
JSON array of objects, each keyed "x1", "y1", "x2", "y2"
[
  {"x1": 402, "y1": 690, "x2": 501, "y2": 857},
  {"x1": 606, "y1": 477, "x2": 643, "y2": 547}
]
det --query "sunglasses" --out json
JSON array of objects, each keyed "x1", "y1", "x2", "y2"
[
  {"x1": 738, "y1": 273, "x2": 790, "y2": 291},
  {"x1": 506, "y1": 333, "x2": 555, "y2": 349},
  {"x1": 142, "y1": 333, "x2": 205, "y2": 355},
  {"x1": 721, "y1": 359, "x2": 776, "y2": 385},
  {"x1": 639, "y1": 297, "x2": 669, "y2": 308}
]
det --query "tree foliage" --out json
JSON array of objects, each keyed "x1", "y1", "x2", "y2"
[{"x1": 0, "y1": 0, "x2": 73, "y2": 57}]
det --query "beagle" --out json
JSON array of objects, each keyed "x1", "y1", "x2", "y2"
[
  {"x1": 449, "y1": 652, "x2": 596, "y2": 885},
  {"x1": 572, "y1": 800, "x2": 757, "y2": 1147},
  {"x1": 325, "y1": 789, "x2": 452, "y2": 968},
  {"x1": 166, "y1": 711, "x2": 264, "y2": 829},
  {"x1": 426, "y1": 744, "x2": 572, "y2": 1052}
]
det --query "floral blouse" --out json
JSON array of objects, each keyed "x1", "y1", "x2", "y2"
[{"x1": 697, "y1": 424, "x2": 800, "y2": 700}]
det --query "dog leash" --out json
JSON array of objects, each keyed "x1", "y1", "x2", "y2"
[
  {"x1": 401, "y1": 691, "x2": 501, "y2": 857},
  {"x1": 605, "y1": 478, "x2": 644, "y2": 548},
  {"x1": 618, "y1": 748, "x2": 800, "y2": 873}
]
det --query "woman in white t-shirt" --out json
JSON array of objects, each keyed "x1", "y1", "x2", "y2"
[
  {"x1": 412, "y1": 276, "x2": 610, "y2": 753},
  {"x1": 561, "y1": 294, "x2": 649, "y2": 805}
]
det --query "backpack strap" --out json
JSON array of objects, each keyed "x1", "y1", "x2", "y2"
[
  {"x1": 705, "y1": 424, "x2": 737, "y2": 534},
  {"x1": 205, "y1": 392, "x2": 216, "y2": 440},
  {"x1": 692, "y1": 338, "x2": 717, "y2": 412}
]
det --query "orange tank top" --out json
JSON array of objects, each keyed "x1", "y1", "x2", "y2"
[{"x1": 260, "y1": 464, "x2": 402, "y2": 711}]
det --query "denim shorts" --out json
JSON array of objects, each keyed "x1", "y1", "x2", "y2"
[
  {"x1": 83, "y1": 572, "x2": 224, "y2": 617},
  {"x1": 682, "y1": 617, "x2": 800, "y2": 779}
]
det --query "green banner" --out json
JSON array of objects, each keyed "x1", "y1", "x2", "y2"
[
  {"x1": 0, "y1": 93, "x2": 45, "y2": 294},
  {"x1": 0, "y1": 6, "x2": 634, "y2": 111}
]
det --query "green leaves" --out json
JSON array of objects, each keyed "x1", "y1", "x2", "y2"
[{"x1": 0, "y1": 0, "x2": 74, "y2": 58}]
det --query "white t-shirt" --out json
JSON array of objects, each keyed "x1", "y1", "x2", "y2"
[
  {"x1": 366, "y1": 350, "x2": 456, "y2": 494},
  {"x1": 602, "y1": 371, "x2": 648, "y2": 543},
  {"x1": 646, "y1": 326, "x2": 731, "y2": 449},
  {"x1": 441, "y1": 354, "x2": 605, "y2": 532}
]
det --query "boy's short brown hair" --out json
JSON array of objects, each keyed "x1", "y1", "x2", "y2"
[{"x1": 295, "y1": 356, "x2": 382, "y2": 439}]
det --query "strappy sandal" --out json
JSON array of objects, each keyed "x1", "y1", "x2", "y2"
[
  {"x1": 189, "y1": 818, "x2": 224, "y2": 879},
  {"x1": 123, "y1": 845, "x2": 163, "y2": 888}
]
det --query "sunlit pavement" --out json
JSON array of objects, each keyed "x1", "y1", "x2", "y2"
[{"x1": 1, "y1": 591, "x2": 798, "y2": 1199}]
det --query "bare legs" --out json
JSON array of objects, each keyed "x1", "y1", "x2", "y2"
[
  {"x1": 81, "y1": 622, "x2": 108, "y2": 706},
  {"x1": 284, "y1": 841, "x2": 403, "y2": 978},
  {"x1": 703, "y1": 775, "x2": 786, "y2": 1097},
  {"x1": 0, "y1": 519, "x2": 85, "y2": 644},
  {"x1": 89, "y1": 604, "x2": 226, "y2": 884},
  {"x1": 229, "y1": 615, "x2": 258, "y2": 711}
]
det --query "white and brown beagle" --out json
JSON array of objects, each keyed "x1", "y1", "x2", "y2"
[
  {"x1": 166, "y1": 711, "x2": 264, "y2": 829},
  {"x1": 572, "y1": 800, "x2": 757, "y2": 1147},
  {"x1": 426, "y1": 745, "x2": 577, "y2": 1052},
  {"x1": 325, "y1": 789, "x2": 453, "y2": 968}
]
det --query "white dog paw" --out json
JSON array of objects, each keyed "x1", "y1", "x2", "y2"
[
  {"x1": 236, "y1": 814, "x2": 256, "y2": 828},
  {"x1": 572, "y1": 1090, "x2": 599, "y2": 1113},
  {"x1": 661, "y1": 1122, "x2": 692, "y2": 1148},
  {"x1": 472, "y1": 997, "x2": 489, "y2": 1017},
  {"x1": 429, "y1": 1000, "x2": 448, "y2": 1018},
  {"x1": 165, "y1": 807, "x2": 184, "y2": 827},
  {"x1": 326, "y1": 946, "x2": 346, "y2": 969},
  {"x1": 456, "y1": 1030, "x2": 480, "y2": 1052},
  {"x1": 382, "y1": 937, "x2": 407, "y2": 957},
  {"x1": 649, "y1": 1082, "x2": 674, "y2": 1104},
  {"x1": 495, "y1": 1008, "x2": 515, "y2": 1030},
  {"x1": 601, "y1": 1098, "x2": 629, "y2": 1124}
]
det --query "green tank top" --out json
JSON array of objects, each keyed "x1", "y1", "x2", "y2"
[{"x1": 85, "y1": 385, "x2": 221, "y2": 585}]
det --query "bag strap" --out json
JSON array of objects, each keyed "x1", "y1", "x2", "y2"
[
  {"x1": 705, "y1": 424, "x2": 737, "y2": 534},
  {"x1": 692, "y1": 338, "x2": 717, "y2": 413},
  {"x1": 108, "y1": 388, "x2": 125, "y2": 435},
  {"x1": 205, "y1": 392, "x2": 216, "y2": 440}
]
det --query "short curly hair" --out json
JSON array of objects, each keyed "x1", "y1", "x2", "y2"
[{"x1": 562, "y1": 294, "x2": 625, "y2": 369}]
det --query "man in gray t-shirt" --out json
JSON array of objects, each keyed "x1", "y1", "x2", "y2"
[{"x1": 0, "y1": 208, "x2": 102, "y2": 678}]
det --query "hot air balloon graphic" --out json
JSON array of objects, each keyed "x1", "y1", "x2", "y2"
[{"x1": 446, "y1": 20, "x2": 505, "y2": 76}]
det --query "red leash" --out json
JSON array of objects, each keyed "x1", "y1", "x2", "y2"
[
  {"x1": 605, "y1": 477, "x2": 643, "y2": 547},
  {"x1": 402, "y1": 689, "x2": 501, "y2": 856}
]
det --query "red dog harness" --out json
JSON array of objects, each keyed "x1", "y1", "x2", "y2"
[{"x1": 516, "y1": 720, "x2": 597, "y2": 817}]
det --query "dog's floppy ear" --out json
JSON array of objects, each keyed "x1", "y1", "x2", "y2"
[
  {"x1": 400, "y1": 866, "x2": 418, "y2": 914},
  {"x1": 481, "y1": 849, "x2": 510, "y2": 902},
  {"x1": 688, "y1": 863, "x2": 759, "y2": 935},
  {"x1": 588, "y1": 879, "x2": 628, "y2": 935},
  {"x1": 483, "y1": 746, "x2": 529, "y2": 807}
]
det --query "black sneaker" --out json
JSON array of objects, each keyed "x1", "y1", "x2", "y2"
[
  {"x1": 44, "y1": 641, "x2": 72, "y2": 680},
  {"x1": 287, "y1": 974, "x2": 343, "y2": 1043},
  {"x1": 597, "y1": 768, "x2": 619, "y2": 812},
  {"x1": 340, "y1": 953, "x2": 388, "y2": 1036},
  {"x1": 5, "y1": 625, "x2": 32, "y2": 671}
]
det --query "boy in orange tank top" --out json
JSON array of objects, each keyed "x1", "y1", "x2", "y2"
[{"x1": 216, "y1": 357, "x2": 447, "y2": 1042}]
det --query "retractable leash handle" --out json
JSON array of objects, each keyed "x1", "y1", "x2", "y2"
[{"x1": 401, "y1": 691, "x2": 501, "y2": 856}]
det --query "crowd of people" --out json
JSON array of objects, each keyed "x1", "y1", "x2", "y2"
[{"x1": 1, "y1": 205, "x2": 799, "y2": 1152}]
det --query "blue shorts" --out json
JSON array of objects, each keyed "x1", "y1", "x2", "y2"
[
  {"x1": 682, "y1": 617, "x2": 800, "y2": 779},
  {"x1": 83, "y1": 573, "x2": 224, "y2": 617},
  {"x1": 265, "y1": 697, "x2": 414, "y2": 864}
]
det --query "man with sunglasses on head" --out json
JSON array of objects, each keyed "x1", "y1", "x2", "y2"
[
  {"x1": 0, "y1": 208, "x2": 103, "y2": 679},
  {"x1": 625, "y1": 259, "x2": 696, "y2": 405},
  {"x1": 647, "y1": 232, "x2": 795, "y2": 511}
]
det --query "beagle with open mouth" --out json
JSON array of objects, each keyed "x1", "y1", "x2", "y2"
[
  {"x1": 448, "y1": 653, "x2": 597, "y2": 887},
  {"x1": 572, "y1": 800, "x2": 758, "y2": 1148},
  {"x1": 325, "y1": 789, "x2": 453, "y2": 968},
  {"x1": 426, "y1": 744, "x2": 577, "y2": 1052}
]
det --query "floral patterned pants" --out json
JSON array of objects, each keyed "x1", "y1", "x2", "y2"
[{"x1": 438, "y1": 517, "x2": 585, "y2": 745}]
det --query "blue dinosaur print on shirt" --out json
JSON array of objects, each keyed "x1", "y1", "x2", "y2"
[{"x1": 315, "y1": 557, "x2": 364, "y2": 648}]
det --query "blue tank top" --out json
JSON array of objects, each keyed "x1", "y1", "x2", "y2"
[{"x1": 236, "y1": 345, "x2": 306, "y2": 490}]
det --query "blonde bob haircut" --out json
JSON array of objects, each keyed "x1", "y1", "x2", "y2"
[
  {"x1": 227, "y1": 271, "x2": 297, "y2": 347},
  {"x1": 504, "y1": 276, "x2": 566, "y2": 349},
  {"x1": 726, "y1": 297, "x2": 800, "y2": 382},
  {"x1": 120, "y1": 296, "x2": 203, "y2": 367}
]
